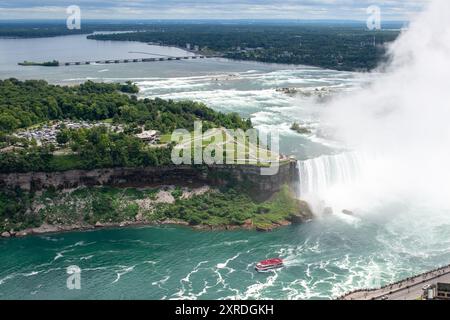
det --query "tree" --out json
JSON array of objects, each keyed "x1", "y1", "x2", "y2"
[
  {"x1": 56, "y1": 129, "x2": 70, "y2": 145},
  {"x1": 0, "y1": 114, "x2": 19, "y2": 132}
]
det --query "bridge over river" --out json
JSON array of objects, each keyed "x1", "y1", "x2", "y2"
[{"x1": 61, "y1": 55, "x2": 211, "y2": 66}]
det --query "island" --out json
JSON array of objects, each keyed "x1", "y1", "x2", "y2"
[
  {"x1": 18, "y1": 60, "x2": 60, "y2": 67},
  {"x1": 290, "y1": 122, "x2": 312, "y2": 135},
  {"x1": 0, "y1": 79, "x2": 312, "y2": 237}
]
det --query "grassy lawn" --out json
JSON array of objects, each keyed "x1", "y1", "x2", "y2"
[
  {"x1": 101, "y1": 118, "x2": 114, "y2": 124},
  {"x1": 169, "y1": 128, "x2": 281, "y2": 166}
]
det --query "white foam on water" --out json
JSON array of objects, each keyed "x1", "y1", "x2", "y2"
[
  {"x1": 223, "y1": 240, "x2": 249, "y2": 246},
  {"x1": 0, "y1": 274, "x2": 15, "y2": 285},
  {"x1": 112, "y1": 265, "x2": 135, "y2": 284},
  {"x1": 172, "y1": 260, "x2": 209, "y2": 299},
  {"x1": 237, "y1": 272, "x2": 279, "y2": 300},
  {"x1": 53, "y1": 253, "x2": 64, "y2": 261},
  {"x1": 39, "y1": 236, "x2": 60, "y2": 242},
  {"x1": 82, "y1": 266, "x2": 109, "y2": 271},
  {"x1": 216, "y1": 253, "x2": 240, "y2": 272},
  {"x1": 152, "y1": 275, "x2": 170, "y2": 287}
]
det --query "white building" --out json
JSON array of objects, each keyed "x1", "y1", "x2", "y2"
[{"x1": 135, "y1": 130, "x2": 160, "y2": 144}]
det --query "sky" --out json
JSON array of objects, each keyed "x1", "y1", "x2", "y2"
[{"x1": 0, "y1": 0, "x2": 429, "y2": 21}]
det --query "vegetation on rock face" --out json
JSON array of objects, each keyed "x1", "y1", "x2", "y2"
[
  {"x1": 0, "y1": 188, "x2": 37, "y2": 232},
  {"x1": 152, "y1": 185, "x2": 310, "y2": 229},
  {"x1": 0, "y1": 185, "x2": 311, "y2": 234}
]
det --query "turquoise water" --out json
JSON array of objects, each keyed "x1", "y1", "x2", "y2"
[{"x1": 1, "y1": 209, "x2": 450, "y2": 300}]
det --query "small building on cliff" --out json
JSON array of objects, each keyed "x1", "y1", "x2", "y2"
[{"x1": 135, "y1": 130, "x2": 160, "y2": 144}]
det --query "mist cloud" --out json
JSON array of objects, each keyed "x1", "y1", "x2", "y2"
[{"x1": 321, "y1": 0, "x2": 450, "y2": 210}]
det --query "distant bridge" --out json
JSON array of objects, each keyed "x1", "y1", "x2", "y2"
[{"x1": 61, "y1": 55, "x2": 214, "y2": 66}]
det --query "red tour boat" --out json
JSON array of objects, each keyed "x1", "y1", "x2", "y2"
[{"x1": 255, "y1": 258, "x2": 284, "y2": 272}]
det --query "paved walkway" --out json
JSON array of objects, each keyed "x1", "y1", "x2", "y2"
[{"x1": 340, "y1": 264, "x2": 450, "y2": 300}]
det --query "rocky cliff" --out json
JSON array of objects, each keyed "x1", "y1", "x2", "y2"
[{"x1": 0, "y1": 161, "x2": 299, "y2": 199}]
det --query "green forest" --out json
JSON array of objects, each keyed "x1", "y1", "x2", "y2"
[
  {"x1": 0, "y1": 79, "x2": 250, "y2": 134},
  {"x1": 88, "y1": 24, "x2": 400, "y2": 71},
  {"x1": 0, "y1": 79, "x2": 252, "y2": 173}
]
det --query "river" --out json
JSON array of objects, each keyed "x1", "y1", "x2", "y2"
[{"x1": 1, "y1": 34, "x2": 449, "y2": 300}]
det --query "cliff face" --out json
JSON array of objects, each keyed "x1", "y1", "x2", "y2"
[{"x1": 0, "y1": 161, "x2": 299, "y2": 199}]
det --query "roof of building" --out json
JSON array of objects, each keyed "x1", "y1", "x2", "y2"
[{"x1": 136, "y1": 130, "x2": 159, "y2": 140}]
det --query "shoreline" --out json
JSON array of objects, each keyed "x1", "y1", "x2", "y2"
[{"x1": 0, "y1": 217, "x2": 303, "y2": 239}]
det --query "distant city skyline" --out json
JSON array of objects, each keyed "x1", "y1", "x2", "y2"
[{"x1": 0, "y1": 0, "x2": 429, "y2": 21}]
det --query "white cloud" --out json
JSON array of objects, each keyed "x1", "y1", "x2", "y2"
[{"x1": 0, "y1": 0, "x2": 430, "y2": 20}]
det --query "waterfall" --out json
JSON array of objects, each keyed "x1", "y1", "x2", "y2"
[{"x1": 297, "y1": 152, "x2": 363, "y2": 199}]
